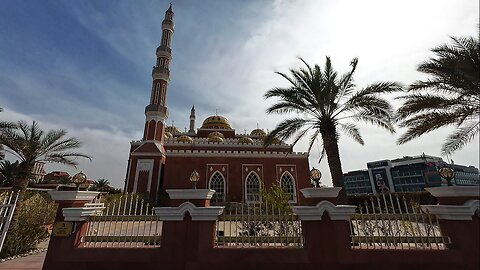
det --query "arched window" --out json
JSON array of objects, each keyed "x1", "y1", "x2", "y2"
[
  {"x1": 154, "y1": 83, "x2": 160, "y2": 104},
  {"x1": 209, "y1": 171, "x2": 225, "y2": 204},
  {"x1": 280, "y1": 172, "x2": 296, "y2": 203},
  {"x1": 245, "y1": 172, "x2": 261, "y2": 203}
]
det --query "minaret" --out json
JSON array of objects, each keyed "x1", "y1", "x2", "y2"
[
  {"x1": 124, "y1": 4, "x2": 175, "y2": 200},
  {"x1": 143, "y1": 4, "x2": 174, "y2": 142},
  {"x1": 189, "y1": 105, "x2": 196, "y2": 133}
]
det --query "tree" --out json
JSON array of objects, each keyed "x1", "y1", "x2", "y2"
[
  {"x1": 396, "y1": 35, "x2": 479, "y2": 155},
  {"x1": 0, "y1": 160, "x2": 21, "y2": 187},
  {"x1": 0, "y1": 120, "x2": 91, "y2": 213},
  {"x1": 92, "y1": 178, "x2": 111, "y2": 192},
  {"x1": 264, "y1": 57, "x2": 400, "y2": 202}
]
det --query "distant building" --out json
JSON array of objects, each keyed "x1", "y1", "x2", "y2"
[
  {"x1": 43, "y1": 171, "x2": 70, "y2": 184},
  {"x1": 31, "y1": 161, "x2": 46, "y2": 183},
  {"x1": 344, "y1": 154, "x2": 480, "y2": 195}
]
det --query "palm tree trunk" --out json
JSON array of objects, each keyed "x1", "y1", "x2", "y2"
[
  {"x1": 320, "y1": 124, "x2": 347, "y2": 204},
  {"x1": 9, "y1": 162, "x2": 31, "y2": 229}
]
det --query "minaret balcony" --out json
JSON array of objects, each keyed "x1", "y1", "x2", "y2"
[
  {"x1": 152, "y1": 66, "x2": 170, "y2": 77},
  {"x1": 162, "y1": 20, "x2": 174, "y2": 30},
  {"x1": 145, "y1": 104, "x2": 168, "y2": 116},
  {"x1": 156, "y1": 45, "x2": 172, "y2": 58}
]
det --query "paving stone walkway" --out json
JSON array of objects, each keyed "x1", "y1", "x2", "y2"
[{"x1": 0, "y1": 251, "x2": 45, "y2": 270}]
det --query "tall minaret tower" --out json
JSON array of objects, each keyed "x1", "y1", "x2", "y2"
[
  {"x1": 188, "y1": 105, "x2": 196, "y2": 133},
  {"x1": 125, "y1": 5, "x2": 175, "y2": 201},
  {"x1": 143, "y1": 4, "x2": 174, "y2": 142}
]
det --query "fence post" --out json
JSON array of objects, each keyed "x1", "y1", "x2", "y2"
[
  {"x1": 293, "y1": 187, "x2": 356, "y2": 265},
  {"x1": 153, "y1": 189, "x2": 224, "y2": 267},
  {"x1": 422, "y1": 186, "x2": 479, "y2": 270},
  {"x1": 42, "y1": 191, "x2": 101, "y2": 270}
]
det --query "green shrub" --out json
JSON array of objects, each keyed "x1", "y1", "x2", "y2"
[{"x1": 0, "y1": 192, "x2": 57, "y2": 258}]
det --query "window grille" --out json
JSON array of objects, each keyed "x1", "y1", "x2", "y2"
[
  {"x1": 245, "y1": 172, "x2": 261, "y2": 203},
  {"x1": 209, "y1": 172, "x2": 225, "y2": 204},
  {"x1": 280, "y1": 172, "x2": 296, "y2": 202}
]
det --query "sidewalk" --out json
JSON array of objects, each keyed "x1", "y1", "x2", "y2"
[{"x1": 0, "y1": 251, "x2": 45, "y2": 270}]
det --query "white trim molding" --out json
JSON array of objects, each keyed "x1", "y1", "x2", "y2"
[
  {"x1": 166, "y1": 189, "x2": 215, "y2": 200},
  {"x1": 48, "y1": 191, "x2": 100, "y2": 202},
  {"x1": 293, "y1": 201, "x2": 357, "y2": 221},
  {"x1": 62, "y1": 204, "x2": 105, "y2": 221},
  {"x1": 153, "y1": 202, "x2": 224, "y2": 221},
  {"x1": 421, "y1": 200, "x2": 480, "y2": 221},
  {"x1": 300, "y1": 187, "x2": 342, "y2": 198},
  {"x1": 425, "y1": 186, "x2": 480, "y2": 198}
]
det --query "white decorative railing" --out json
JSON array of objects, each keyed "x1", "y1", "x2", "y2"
[
  {"x1": 215, "y1": 202, "x2": 303, "y2": 247},
  {"x1": 0, "y1": 191, "x2": 19, "y2": 252},
  {"x1": 350, "y1": 193, "x2": 449, "y2": 249},
  {"x1": 82, "y1": 194, "x2": 162, "y2": 248}
]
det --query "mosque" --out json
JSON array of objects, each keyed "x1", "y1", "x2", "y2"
[{"x1": 124, "y1": 5, "x2": 310, "y2": 204}]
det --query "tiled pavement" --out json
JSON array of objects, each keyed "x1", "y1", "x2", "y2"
[{"x1": 0, "y1": 252, "x2": 45, "y2": 270}]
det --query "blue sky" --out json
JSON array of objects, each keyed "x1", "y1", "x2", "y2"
[{"x1": 1, "y1": 0, "x2": 479, "y2": 188}]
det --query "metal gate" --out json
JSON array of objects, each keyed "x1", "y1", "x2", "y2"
[{"x1": 0, "y1": 191, "x2": 19, "y2": 252}]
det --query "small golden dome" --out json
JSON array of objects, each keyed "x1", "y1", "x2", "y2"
[
  {"x1": 177, "y1": 135, "x2": 193, "y2": 143},
  {"x1": 238, "y1": 137, "x2": 253, "y2": 144},
  {"x1": 208, "y1": 131, "x2": 225, "y2": 139},
  {"x1": 164, "y1": 132, "x2": 173, "y2": 140},
  {"x1": 201, "y1": 115, "x2": 232, "y2": 129},
  {"x1": 208, "y1": 135, "x2": 224, "y2": 143},
  {"x1": 250, "y1": 128, "x2": 266, "y2": 138},
  {"x1": 166, "y1": 126, "x2": 181, "y2": 134},
  {"x1": 265, "y1": 136, "x2": 281, "y2": 144}
]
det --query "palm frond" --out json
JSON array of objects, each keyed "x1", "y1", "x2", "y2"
[
  {"x1": 339, "y1": 123, "x2": 364, "y2": 145},
  {"x1": 265, "y1": 118, "x2": 313, "y2": 144},
  {"x1": 441, "y1": 121, "x2": 480, "y2": 156}
]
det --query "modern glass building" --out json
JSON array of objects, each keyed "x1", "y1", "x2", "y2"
[{"x1": 344, "y1": 154, "x2": 480, "y2": 195}]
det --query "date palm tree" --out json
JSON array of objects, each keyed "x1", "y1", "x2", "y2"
[
  {"x1": 396, "y1": 35, "x2": 479, "y2": 155},
  {"x1": 0, "y1": 160, "x2": 21, "y2": 187},
  {"x1": 0, "y1": 120, "x2": 91, "y2": 211},
  {"x1": 265, "y1": 57, "x2": 401, "y2": 201},
  {"x1": 92, "y1": 178, "x2": 111, "y2": 192}
]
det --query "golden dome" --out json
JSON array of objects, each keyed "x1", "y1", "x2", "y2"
[
  {"x1": 208, "y1": 135, "x2": 224, "y2": 143},
  {"x1": 201, "y1": 115, "x2": 232, "y2": 129},
  {"x1": 238, "y1": 137, "x2": 253, "y2": 144},
  {"x1": 250, "y1": 128, "x2": 266, "y2": 138},
  {"x1": 177, "y1": 135, "x2": 193, "y2": 143},
  {"x1": 208, "y1": 131, "x2": 225, "y2": 139},
  {"x1": 166, "y1": 126, "x2": 181, "y2": 134},
  {"x1": 265, "y1": 136, "x2": 282, "y2": 144},
  {"x1": 164, "y1": 132, "x2": 173, "y2": 140}
]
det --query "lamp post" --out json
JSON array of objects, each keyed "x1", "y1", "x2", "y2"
[
  {"x1": 438, "y1": 166, "x2": 456, "y2": 186},
  {"x1": 310, "y1": 167, "x2": 322, "y2": 188},
  {"x1": 190, "y1": 170, "x2": 200, "y2": 189},
  {"x1": 72, "y1": 171, "x2": 87, "y2": 191}
]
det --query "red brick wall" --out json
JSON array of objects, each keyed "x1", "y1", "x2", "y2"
[{"x1": 163, "y1": 155, "x2": 310, "y2": 204}]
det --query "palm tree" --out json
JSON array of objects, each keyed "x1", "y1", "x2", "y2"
[
  {"x1": 264, "y1": 57, "x2": 401, "y2": 201},
  {"x1": 396, "y1": 35, "x2": 479, "y2": 155},
  {"x1": 92, "y1": 179, "x2": 111, "y2": 192},
  {"x1": 0, "y1": 120, "x2": 91, "y2": 209},
  {"x1": 0, "y1": 160, "x2": 21, "y2": 187}
]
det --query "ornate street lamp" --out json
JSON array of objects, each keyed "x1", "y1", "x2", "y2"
[
  {"x1": 72, "y1": 171, "x2": 87, "y2": 191},
  {"x1": 438, "y1": 166, "x2": 456, "y2": 186},
  {"x1": 310, "y1": 167, "x2": 322, "y2": 188},
  {"x1": 190, "y1": 170, "x2": 200, "y2": 189}
]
